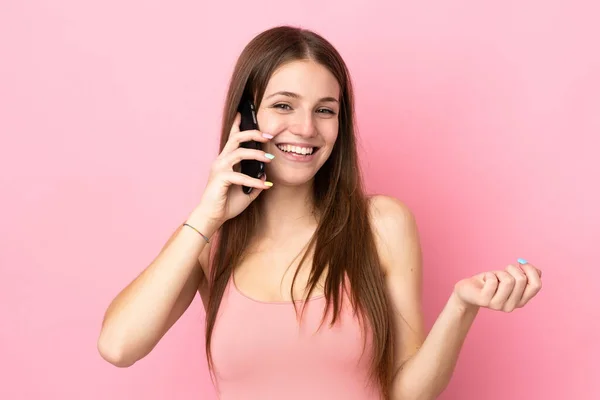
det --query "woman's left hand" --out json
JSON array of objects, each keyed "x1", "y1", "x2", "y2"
[{"x1": 453, "y1": 260, "x2": 542, "y2": 312}]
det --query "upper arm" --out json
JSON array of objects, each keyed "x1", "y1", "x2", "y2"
[{"x1": 369, "y1": 195, "x2": 426, "y2": 370}]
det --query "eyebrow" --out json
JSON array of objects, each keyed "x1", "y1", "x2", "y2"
[{"x1": 265, "y1": 91, "x2": 339, "y2": 103}]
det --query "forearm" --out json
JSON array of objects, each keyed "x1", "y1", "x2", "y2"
[
  {"x1": 391, "y1": 292, "x2": 479, "y2": 400},
  {"x1": 98, "y1": 207, "x2": 217, "y2": 366}
]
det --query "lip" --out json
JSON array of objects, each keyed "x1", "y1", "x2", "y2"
[
  {"x1": 275, "y1": 142, "x2": 320, "y2": 148},
  {"x1": 274, "y1": 143, "x2": 320, "y2": 163}
]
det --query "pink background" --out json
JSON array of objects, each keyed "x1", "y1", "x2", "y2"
[{"x1": 1, "y1": 1, "x2": 598, "y2": 399}]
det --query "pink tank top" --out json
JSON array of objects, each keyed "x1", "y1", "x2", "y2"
[{"x1": 210, "y1": 275, "x2": 382, "y2": 399}]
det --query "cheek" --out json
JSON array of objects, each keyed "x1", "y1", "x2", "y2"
[
  {"x1": 317, "y1": 120, "x2": 339, "y2": 145},
  {"x1": 256, "y1": 109, "x2": 285, "y2": 134}
]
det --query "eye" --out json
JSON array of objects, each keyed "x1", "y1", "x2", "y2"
[
  {"x1": 317, "y1": 108, "x2": 336, "y2": 115},
  {"x1": 272, "y1": 103, "x2": 292, "y2": 111}
]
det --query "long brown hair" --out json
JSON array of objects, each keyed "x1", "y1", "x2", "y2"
[{"x1": 205, "y1": 26, "x2": 395, "y2": 397}]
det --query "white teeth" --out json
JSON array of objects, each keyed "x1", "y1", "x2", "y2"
[{"x1": 277, "y1": 144, "x2": 314, "y2": 155}]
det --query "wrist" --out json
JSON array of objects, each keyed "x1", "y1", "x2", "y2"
[
  {"x1": 185, "y1": 207, "x2": 221, "y2": 240},
  {"x1": 449, "y1": 290, "x2": 480, "y2": 316}
]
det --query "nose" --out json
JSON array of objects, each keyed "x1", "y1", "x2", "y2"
[{"x1": 288, "y1": 110, "x2": 317, "y2": 138}]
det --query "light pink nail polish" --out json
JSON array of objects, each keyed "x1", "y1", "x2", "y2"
[{"x1": 262, "y1": 133, "x2": 274, "y2": 139}]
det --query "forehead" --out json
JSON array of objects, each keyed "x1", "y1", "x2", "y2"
[{"x1": 264, "y1": 60, "x2": 340, "y2": 99}]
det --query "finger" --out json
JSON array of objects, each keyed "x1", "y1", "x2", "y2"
[
  {"x1": 517, "y1": 264, "x2": 543, "y2": 307},
  {"x1": 246, "y1": 173, "x2": 268, "y2": 201},
  {"x1": 222, "y1": 171, "x2": 273, "y2": 190},
  {"x1": 503, "y1": 265, "x2": 528, "y2": 312},
  {"x1": 520, "y1": 259, "x2": 542, "y2": 278},
  {"x1": 489, "y1": 271, "x2": 515, "y2": 310},
  {"x1": 222, "y1": 129, "x2": 272, "y2": 155},
  {"x1": 230, "y1": 113, "x2": 241, "y2": 135},
  {"x1": 224, "y1": 147, "x2": 274, "y2": 168},
  {"x1": 480, "y1": 272, "x2": 499, "y2": 305}
]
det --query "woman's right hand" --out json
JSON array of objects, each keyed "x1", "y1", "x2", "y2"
[{"x1": 196, "y1": 113, "x2": 274, "y2": 227}]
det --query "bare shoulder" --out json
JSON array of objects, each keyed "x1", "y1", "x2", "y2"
[
  {"x1": 367, "y1": 195, "x2": 422, "y2": 275},
  {"x1": 368, "y1": 194, "x2": 426, "y2": 366},
  {"x1": 368, "y1": 194, "x2": 416, "y2": 228}
]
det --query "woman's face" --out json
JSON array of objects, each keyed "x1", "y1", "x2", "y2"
[{"x1": 256, "y1": 59, "x2": 340, "y2": 187}]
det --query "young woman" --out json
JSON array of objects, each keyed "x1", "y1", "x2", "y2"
[{"x1": 98, "y1": 26, "x2": 543, "y2": 399}]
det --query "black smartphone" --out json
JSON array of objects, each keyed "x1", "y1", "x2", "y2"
[{"x1": 237, "y1": 97, "x2": 265, "y2": 194}]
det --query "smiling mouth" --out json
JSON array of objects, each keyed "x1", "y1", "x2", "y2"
[{"x1": 275, "y1": 144, "x2": 320, "y2": 155}]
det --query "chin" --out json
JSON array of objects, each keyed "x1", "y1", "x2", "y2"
[{"x1": 266, "y1": 170, "x2": 316, "y2": 188}]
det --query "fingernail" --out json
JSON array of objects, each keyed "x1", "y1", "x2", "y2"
[
  {"x1": 265, "y1": 153, "x2": 275, "y2": 159},
  {"x1": 262, "y1": 133, "x2": 274, "y2": 139},
  {"x1": 517, "y1": 258, "x2": 528, "y2": 265},
  {"x1": 264, "y1": 181, "x2": 273, "y2": 187}
]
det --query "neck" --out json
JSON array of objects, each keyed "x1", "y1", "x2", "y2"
[{"x1": 257, "y1": 180, "x2": 318, "y2": 240}]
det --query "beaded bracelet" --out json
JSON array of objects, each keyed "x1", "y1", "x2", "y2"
[{"x1": 183, "y1": 222, "x2": 210, "y2": 243}]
